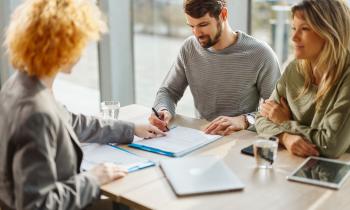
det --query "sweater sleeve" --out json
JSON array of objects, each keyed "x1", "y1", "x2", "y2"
[
  {"x1": 255, "y1": 63, "x2": 289, "y2": 138},
  {"x1": 256, "y1": 42, "x2": 281, "y2": 100},
  {"x1": 255, "y1": 90, "x2": 286, "y2": 138},
  {"x1": 69, "y1": 112, "x2": 135, "y2": 145},
  {"x1": 153, "y1": 42, "x2": 189, "y2": 116}
]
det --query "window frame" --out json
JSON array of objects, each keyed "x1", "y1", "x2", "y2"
[{"x1": 98, "y1": 0, "x2": 135, "y2": 105}]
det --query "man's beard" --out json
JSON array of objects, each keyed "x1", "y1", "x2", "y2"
[{"x1": 197, "y1": 21, "x2": 222, "y2": 48}]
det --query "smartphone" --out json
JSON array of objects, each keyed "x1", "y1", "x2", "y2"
[{"x1": 241, "y1": 145, "x2": 254, "y2": 157}]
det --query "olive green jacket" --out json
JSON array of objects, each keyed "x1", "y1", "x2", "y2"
[{"x1": 256, "y1": 55, "x2": 350, "y2": 158}]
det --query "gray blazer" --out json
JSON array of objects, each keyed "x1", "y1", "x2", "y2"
[{"x1": 0, "y1": 71, "x2": 135, "y2": 210}]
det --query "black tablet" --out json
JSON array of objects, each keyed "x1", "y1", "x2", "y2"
[{"x1": 287, "y1": 156, "x2": 350, "y2": 189}]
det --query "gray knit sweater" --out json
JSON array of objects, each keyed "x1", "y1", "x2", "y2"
[{"x1": 154, "y1": 31, "x2": 281, "y2": 121}]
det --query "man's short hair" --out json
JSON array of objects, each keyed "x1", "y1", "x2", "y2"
[{"x1": 183, "y1": 0, "x2": 226, "y2": 19}]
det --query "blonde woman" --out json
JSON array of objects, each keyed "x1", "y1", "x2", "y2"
[
  {"x1": 256, "y1": 0, "x2": 350, "y2": 158},
  {"x1": 0, "y1": 0, "x2": 164, "y2": 209}
]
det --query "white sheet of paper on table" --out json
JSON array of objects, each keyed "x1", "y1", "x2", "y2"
[
  {"x1": 81, "y1": 143, "x2": 154, "y2": 172},
  {"x1": 130, "y1": 126, "x2": 222, "y2": 157}
]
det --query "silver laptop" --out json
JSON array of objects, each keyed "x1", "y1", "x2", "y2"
[{"x1": 160, "y1": 156, "x2": 244, "y2": 196}]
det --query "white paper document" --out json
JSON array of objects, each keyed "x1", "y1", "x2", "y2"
[
  {"x1": 81, "y1": 143, "x2": 154, "y2": 172},
  {"x1": 129, "y1": 126, "x2": 222, "y2": 157}
]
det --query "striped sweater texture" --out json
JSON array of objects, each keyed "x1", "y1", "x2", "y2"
[{"x1": 154, "y1": 31, "x2": 281, "y2": 121}]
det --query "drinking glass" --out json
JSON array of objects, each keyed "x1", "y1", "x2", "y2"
[
  {"x1": 253, "y1": 138, "x2": 278, "y2": 169},
  {"x1": 100, "y1": 101, "x2": 120, "y2": 120}
]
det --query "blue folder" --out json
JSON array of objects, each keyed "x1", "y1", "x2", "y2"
[
  {"x1": 129, "y1": 143, "x2": 176, "y2": 157},
  {"x1": 128, "y1": 126, "x2": 222, "y2": 157}
]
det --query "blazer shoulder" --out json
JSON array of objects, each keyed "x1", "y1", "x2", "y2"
[{"x1": 6, "y1": 90, "x2": 62, "y2": 140}]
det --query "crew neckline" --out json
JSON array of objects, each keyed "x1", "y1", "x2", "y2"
[{"x1": 206, "y1": 31, "x2": 242, "y2": 54}]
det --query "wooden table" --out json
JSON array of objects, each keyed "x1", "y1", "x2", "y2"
[{"x1": 101, "y1": 104, "x2": 350, "y2": 210}]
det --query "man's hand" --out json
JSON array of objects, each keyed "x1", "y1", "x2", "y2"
[
  {"x1": 204, "y1": 115, "x2": 248, "y2": 136},
  {"x1": 260, "y1": 97, "x2": 291, "y2": 124},
  {"x1": 279, "y1": 133, "x2": 319, "y2": 157},
  {"x1": 148, "y1": 109, "x2": 172, "y2": 132},
  {"x1": 135, "y1": 124, "x2": 166, "y2": 139}
]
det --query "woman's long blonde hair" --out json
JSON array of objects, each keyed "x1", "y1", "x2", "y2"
[
  {"x1": 5, "y1": 0, "x2": 107, "y2": 77},
  {"x1": 291, "y1": 0, "x2": 350, "y2": 108}
]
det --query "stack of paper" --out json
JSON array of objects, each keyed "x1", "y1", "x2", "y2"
[
  {"x1": 129, "y1": 126, "x2": 222, "y2": 157},
  {"x1": 81, "y1": 143, "x2": 154, "y2": 172}
]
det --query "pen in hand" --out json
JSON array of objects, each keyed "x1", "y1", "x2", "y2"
[{"x1": 152, "y1": 107, "x2": 170, "y2": 131}]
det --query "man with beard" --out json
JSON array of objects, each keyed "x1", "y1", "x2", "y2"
[{"x1": 149, "y1": 0, "x2": 281, "y2": 136}]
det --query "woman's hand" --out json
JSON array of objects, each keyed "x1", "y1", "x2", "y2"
[
  {"x1": 279, "y1": 133, "x2": 319, "y2": 157},
  {"x1": 260, "y1": 97, "x2": 291, "y2": 124},
  {"x1": 135, "y1": 124, "x2": 166, "y2": 139},
  {"x1": 89, "y1": 163, "x2": 128, "y2": 186}
]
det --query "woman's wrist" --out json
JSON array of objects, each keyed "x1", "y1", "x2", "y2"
[{"x1": 277, "y1": 132, "x2": 288, "y2": 146}]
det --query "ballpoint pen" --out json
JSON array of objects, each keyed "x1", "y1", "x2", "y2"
[{"x1": 152, "y1": 107, "x2": 170, "y2": 131}]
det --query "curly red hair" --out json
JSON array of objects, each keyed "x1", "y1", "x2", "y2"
[{"x1": 5, "y1": 0, "x2": 107, "y2": 77}]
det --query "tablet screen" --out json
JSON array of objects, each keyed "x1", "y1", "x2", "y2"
[{"x1": 288, "y1": 157, "x2": 350, "y2": 189}]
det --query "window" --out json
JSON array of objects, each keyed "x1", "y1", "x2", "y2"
[
  {"x1": 53, "y1": 43, "x2": 100, "y2": 115},
  {"x1": 251, "y1": 0, "x2": 299, "y2": 67},
  {"x1": 132, "y1": 0, "x2": 195, "y2": 117}
]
